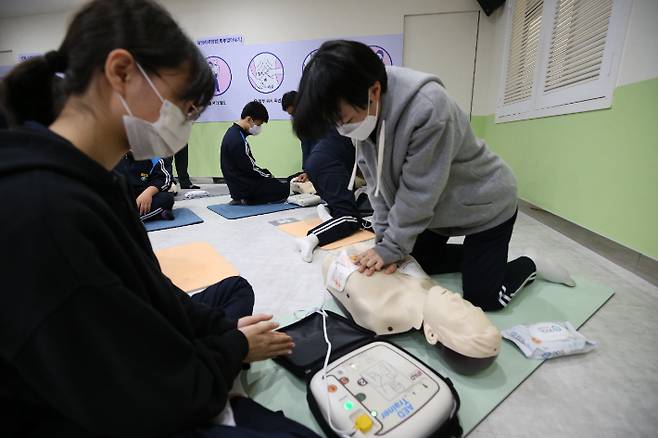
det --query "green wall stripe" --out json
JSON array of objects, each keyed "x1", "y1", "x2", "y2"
[{"x1": 472, "y1": 77, "x2": 658, "y2": 260}]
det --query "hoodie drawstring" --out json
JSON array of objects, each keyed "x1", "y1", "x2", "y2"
[
  {"x1": 375, "y1": 119, "x2": 385, "y2": 198},
  {"x1": 348, "y1": 139, "x2": 359, "y2": 191}
]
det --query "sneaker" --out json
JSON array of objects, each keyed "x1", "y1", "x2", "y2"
[{"x1": 180, "y1": 183, "x2": 200, "y2": 189}]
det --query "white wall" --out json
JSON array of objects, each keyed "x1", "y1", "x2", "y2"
[
  {"x1": 617, "y1": 0, "x2": 658, "y2": 86},
  {"x1": 1, "y1": 0, "x2": 655, "y2": 117},
  {"x1": 0, "y1": 10, "x2": 72, "y2": 65},
  {"x1": 0, "y1": 0, "x2": 499, "y2": 114},
  {"x1": 471, "y1": 7, "x2": 507, "y2": 115}
]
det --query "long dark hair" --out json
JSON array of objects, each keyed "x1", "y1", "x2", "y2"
[
  {"x1": 293, "y1": 40, "x2": 388, "y2": 140},
  {"x1": 0, "y1": 0, "x2": 215, "y2": 127}
]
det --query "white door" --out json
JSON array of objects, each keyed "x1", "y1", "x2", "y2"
[{"x1": 404, "y1": 11, "x2": 479, "y2": 118}]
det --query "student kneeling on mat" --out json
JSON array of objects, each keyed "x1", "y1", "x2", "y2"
[
  {"x1": 293, "y1": 40, "x2": 576, "y2": 311},
  {"x1": 221, "y1": 101, "x2": 291, "y2": 205},
  {"x1": 0, "y1": 2, "x2": 318, "y2": 437},
  {"x1": 298, "y1": 129, "x2": 374, "y2": 262},
  {"x1": 115, "y1": 152, "x2": 175, "y2": 222},
  {"x1": 285, "y1": 92, "x2": 373, "y2": 262}
]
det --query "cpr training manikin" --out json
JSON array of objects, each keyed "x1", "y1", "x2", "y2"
[{"x1": 322, "y1": 243, "x2": 502, "y2": 372}]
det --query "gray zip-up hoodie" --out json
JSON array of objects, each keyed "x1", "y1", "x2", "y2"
[{"x1": 356, "y1": 66, "x2": 518, "y2": 265}]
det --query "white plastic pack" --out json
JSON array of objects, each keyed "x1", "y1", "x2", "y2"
[
  {"x1": 501, "y1": 322, "x2": 596, "y2": 360},
  {"x1": 183, "y1": 190, "x2": 210, "y2": 199},
  {"x1": 287, "y1": 193, "x2": 322, "y2": 207}
]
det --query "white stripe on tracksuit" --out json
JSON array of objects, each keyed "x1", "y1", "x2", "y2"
[
  {"x1": 310, "y1": 216, "x2": 359, "y2": 236},
  {"x1": 140, "y1": 207, "x2": 164, "y2": 221},
  {"x1": 244, "y1": 140, "x2": 270, "y2": 178},
  {"x1": 158, "y1": 159, "x2": 172, "y2": 191},
  {"x1": 497, "y1": 273, "x2": 537, "y2": 307}
]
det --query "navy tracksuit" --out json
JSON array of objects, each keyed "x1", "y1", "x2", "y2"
[
  {"x1": 305, "y1": 128, "x2": 372, "y2": 246},
  {"x1": 220, "y1": 123, "x2": 290, "y2": 204},
  {"x1": 300, "y1": 137, "x2": 316, "y2": 170},
  {"x1": 115, "y1": 153, "x2": 175, "y2": 221}
]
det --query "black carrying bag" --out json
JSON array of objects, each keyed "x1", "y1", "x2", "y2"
[{"x1": 274, "y1": 311, "x2": 463, "y2": 438}]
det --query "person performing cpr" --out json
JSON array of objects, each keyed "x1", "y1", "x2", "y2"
[{"x1": 292, "y1": 40, "x2": 575, "y2": 311}]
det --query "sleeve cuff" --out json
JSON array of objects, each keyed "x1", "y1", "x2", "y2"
[
  {"x1": 373, "y1": 244, "x2": 403, "y2": 266},
  {"x1": 215, "y1": 329, "x2": 249, "y2": 384}
]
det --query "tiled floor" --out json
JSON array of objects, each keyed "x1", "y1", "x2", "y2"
[{"x1": 150, "y1": 185, "x2": 658, "y2": 437}]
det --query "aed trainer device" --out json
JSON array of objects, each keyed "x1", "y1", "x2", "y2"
[{"x1": 309, "y1": 341, "x2": 457, "y2": 437}]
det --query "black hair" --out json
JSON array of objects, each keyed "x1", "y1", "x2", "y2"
[
  {"x1": 241, "y1": 101, "x2": 269, "y2": 123},
  {"x1": 292, "y1": 40, "x2": 388, "y2": 140},
  {"x1": 0, "y1": 0, "x2": 215, "y2": 127},
  {"x1": 281, "y1": 90, "x2": 297, "y2": 111}
]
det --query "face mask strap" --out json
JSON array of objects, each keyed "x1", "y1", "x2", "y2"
[
  {"x1": 136, "y1": 63, "x2": 165, "y2": 104},
  {"x1": 367, "y1": 87, "x2": 380, "y2": 119},
  {"x1": 373, "y1": 96, "x2": 379, "y2": 119},
  {"x1": 116, "y1": 93, "x2": 134, "y2": 117}
]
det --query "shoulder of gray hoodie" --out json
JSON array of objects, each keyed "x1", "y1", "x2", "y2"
[{"x1": 357, "y1": 66, "x2": 518, "y2": 265}]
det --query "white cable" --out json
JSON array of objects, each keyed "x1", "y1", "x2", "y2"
[
  {"x1": 319, "y1": 302, "x2": 356, "y2": 437},
  {"x1": 295, "y1": 279, "x2": 357, "y2": 436}
]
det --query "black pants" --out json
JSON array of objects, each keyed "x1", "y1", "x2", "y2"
[
  {"x1": 191, "y1": 276, "x2": 255, "y2": 320},
  {"x1": 138, "y1": 191, "x2": 175, "y2": 222},
  {"x1": 307, "y1": 215, "x2": 372, "y2": 246},
  {"x1": 182, "y1": 279, "x2": 319, "y2": 437},
  {"x1": 174, "y1": 145, "x2": 192, "y2": 187},
  {"x1": 410, "y1": 211, "x2": 536, "y2": 311},
  {"x1": 241, "y1": 179, "x2": 290, "y2": 205},
  {"x1": 177, "y1": 397, "x2": 319, "y2": 438}
]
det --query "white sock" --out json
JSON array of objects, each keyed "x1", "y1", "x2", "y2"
[
  {"x1": 294, "y1": 234, "x2": 320, "y2": 263},
  {"x1": 524, "y1": 247, "x2": 576, "y2": 287},
  {"x1": 317, "y1": 204, "x2": 333, "y2": 222}
]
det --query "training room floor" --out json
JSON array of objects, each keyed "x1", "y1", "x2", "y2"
[{"x1": 149, "y1": 184, "x2": 658, "y2": 438}]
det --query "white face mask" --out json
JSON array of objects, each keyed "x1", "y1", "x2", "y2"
[
  {"x1": 336, "y1": 92, "x2": 378, "y2": 141},
  {"x1": 117, "y1": 63, "x2": 192, "y2": 160},
  {"x1": 248, "y1": 123, "x2": 262, "y2": 136}
]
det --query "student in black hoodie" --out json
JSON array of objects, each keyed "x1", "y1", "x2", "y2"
[
  {"x1": 115, "y1": 152, "x2": 176, "y2": 221},
  {"x1": 294, "y1": 129, "x2": 374, "y2": 262},
  {"x1": 0, "y1": 1, "x2": 315, "y2": 437},
  {"x1": 284, "y1": 93, "x2": 372, "y2": 262},
  {"x1": 220, "y1": 101, "x2": 290, "y2": 205}
]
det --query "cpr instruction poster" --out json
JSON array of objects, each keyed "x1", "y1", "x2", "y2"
[{"x1": 196, "y1": 34, "x2": 403, "y2": 122}]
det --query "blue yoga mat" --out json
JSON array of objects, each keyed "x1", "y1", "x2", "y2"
[
  {"x1": 143, "y1": 208, "x2": 203, "y2": 232},
  {"x1": 207, "y1": 202, "x2": 301, "y2": 220}
]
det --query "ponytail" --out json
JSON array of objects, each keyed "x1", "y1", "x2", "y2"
[{"x1": 0, "y1": 50, "x2": 67, "y2": 127}]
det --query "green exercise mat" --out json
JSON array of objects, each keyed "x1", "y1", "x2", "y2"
[{"x1": 242, "y1": 274, "x2": 613, "y2": 436}]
